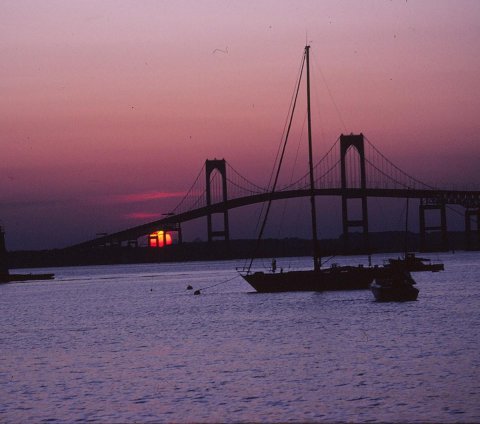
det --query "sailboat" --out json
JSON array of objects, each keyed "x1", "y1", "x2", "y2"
[{"x1": 241, "y1": 45, "x2": 376, "y2": 293}]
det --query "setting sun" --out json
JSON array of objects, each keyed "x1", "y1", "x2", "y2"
[{"x1": 148, "y1": 231, "x2": 172, "y2": 248}]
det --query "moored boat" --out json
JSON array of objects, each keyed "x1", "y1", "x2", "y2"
[
  {"x1": 1, "y1": 273, "x2": 55, "y2": 284},
  {"x1": 1, "y1": 226, "x2": 55, "y2": 284},
  {"x1": 386, "y1": 252, "x2": 444, "y2": 272},
  {"x1": 239, "y1": 46, "x2": 444, "y2": 294},
  {"x1": 240, "y1": 45, "x2": 377, "y2": 293},
  {"x1": 244, "y1": 264, "x2": 375, "y2": 293},
  {"x1": 371, "y1": 270, "x2": 419, "y2": 302}
]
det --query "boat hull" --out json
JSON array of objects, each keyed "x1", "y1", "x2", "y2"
[
  {"x1": 0, "y1": 273, "x2": 55, "y2": 283},
  {"x1": 242, "y1": 266, "x2": 374, "y2": 293}
]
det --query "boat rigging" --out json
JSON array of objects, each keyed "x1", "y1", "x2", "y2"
[
  {"x1": 239, "y1": 45, "x2": 444, "y2": 294},
  {"x1": 241, "y1": 45, "x2": 375, "y2": 292}
]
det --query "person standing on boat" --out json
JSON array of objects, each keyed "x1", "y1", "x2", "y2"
[{"x1": 271, "y1": 258, "x2": 277, "y2": 273}]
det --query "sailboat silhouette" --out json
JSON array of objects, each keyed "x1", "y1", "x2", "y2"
[{"x1": 241, "y1": 46, "x2": 375, "y2": 293}]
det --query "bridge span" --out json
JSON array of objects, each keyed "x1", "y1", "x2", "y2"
[{"x1": 68, "y1": 134, "x2": 480, "y2": 252}]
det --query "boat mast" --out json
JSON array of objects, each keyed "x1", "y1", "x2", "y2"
[{"x1": 305, "y1": 45, "x2": 321, "y2": 272}]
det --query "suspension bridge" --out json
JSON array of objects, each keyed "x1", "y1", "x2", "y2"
[{"x1": 69, "y1": 133, "x2": 480, "y2": 252}]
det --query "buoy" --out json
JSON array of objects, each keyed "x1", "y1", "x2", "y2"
[
  {"x1": 194, "y1": 290, "x2": 201, "y2": 295},
  {"x1": 187, "y1": 285, "x2": 193, "y2": 290}
]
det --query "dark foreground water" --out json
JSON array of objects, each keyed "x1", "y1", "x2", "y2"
[{"x1": 1, "y1": 252, "x2": 479, "y2": 423}]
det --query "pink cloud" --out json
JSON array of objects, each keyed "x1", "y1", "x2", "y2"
[
  {"x1": 108, "y1": 191, "x2": 187, "y2": 203},
  {"x1": 124, "y1": 212, "x2": 163, "y2": 220}
]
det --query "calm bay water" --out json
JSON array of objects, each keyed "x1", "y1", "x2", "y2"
[{"x1": 1, "y1": 252, "x2": 479, "y2": 423}]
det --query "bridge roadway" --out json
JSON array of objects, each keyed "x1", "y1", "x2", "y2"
[{"x1": 69, "y1": 187, "x2": 480, "y2": 250}]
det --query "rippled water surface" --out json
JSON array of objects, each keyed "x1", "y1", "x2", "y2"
[{"x1": 1, "y1": 252, "x2": 479, "y2": 423}]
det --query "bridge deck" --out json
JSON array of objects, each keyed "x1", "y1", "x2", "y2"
[{"x1": 69, "y1": 187, "x2": 480, "y2": 250}]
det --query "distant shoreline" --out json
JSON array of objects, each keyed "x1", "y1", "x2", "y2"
[{"x1": 6, "y1": 231, "x2": 476, "y2": 270}]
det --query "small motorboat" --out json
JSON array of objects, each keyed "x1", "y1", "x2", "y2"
[{"x1": 370, "y1": 270, "x2": 419, "y2": 302}]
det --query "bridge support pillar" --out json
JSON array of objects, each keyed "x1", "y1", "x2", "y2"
[
  {"x1": 340, "y1": 134, "x2": 369, "y2": 253},
  {"x1": 0, "y1": 226, "x2": 9, "y2": 276},
  {"x1": 465, "y1": 208, "x2": 480, "y2": 250},
  {"x1": 206, "y1": 159, "x2": 230, "y2": 243},
  {"x1": 419, "y1": 200, "x2": 448, "y2": 251},
  {"x1": 177, "y1": 224, "x2": 183, "y2": 244}
]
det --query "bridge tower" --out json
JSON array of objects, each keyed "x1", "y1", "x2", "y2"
[
  {"x1": 205, "y1": 159, "x2": 230, "y2": 243},
  {"x1": 340, "y1": 133, "x2": 369, "y2": 253},
  {"x1": 465, "y1": 208, "x2": 480, "y2": 250},
  {"x1": 419, "y1": 200, "x2": 448, "y2": 251}
]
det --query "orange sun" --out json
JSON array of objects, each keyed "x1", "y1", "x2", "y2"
[{"x1": 148, "y1": 230, "x2": 172, "y2": 248}]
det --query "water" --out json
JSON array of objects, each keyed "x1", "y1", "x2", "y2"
[{"x1": 1, "y1": 252, "x2": 479, "y2": 423}]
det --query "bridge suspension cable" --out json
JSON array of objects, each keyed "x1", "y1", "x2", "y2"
[
  {"x1": 171, "y1": 163, "x2": 207, "y2": 215},
  {"x1": 166, "y1": 133, "x2": 473, "y2": 220},
  {"x1": 279, "y1": 136, "x2": 341, "y2": 190},
  {"x1": 363, "y1": 136, "x2": 435, "y2": 190},
  {"x1": 225, "y1": 161, "x2": 266, "y2": 196}
]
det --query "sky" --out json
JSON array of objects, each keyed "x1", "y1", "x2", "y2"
[{"x1": 1, "y1": 0, "x2": 480, "y2": 250}]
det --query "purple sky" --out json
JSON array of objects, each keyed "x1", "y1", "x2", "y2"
[{"x1": 1, "y1": 0, "x2": 480, "y2": 250}]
